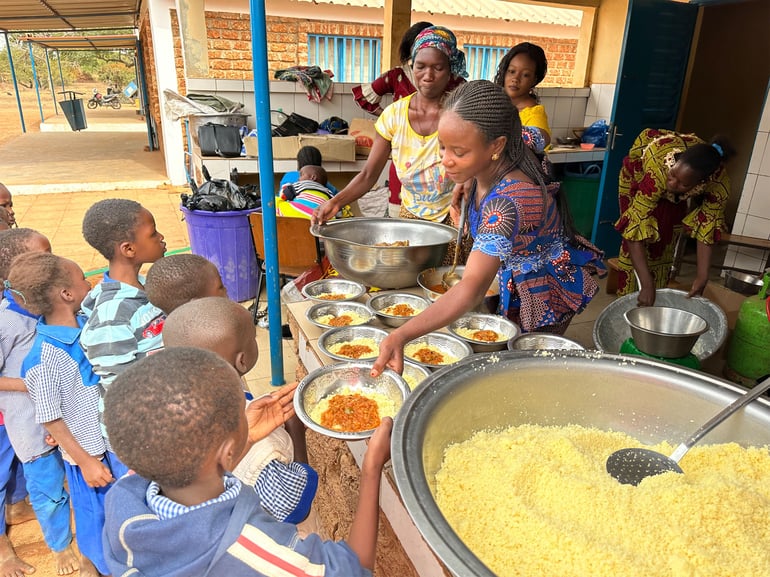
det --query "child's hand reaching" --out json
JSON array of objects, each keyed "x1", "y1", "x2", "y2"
[
  {"x1": 82, "y1": 455, "x2": 115, "y2": 488},
  {"x1": 245, "y1": 382, "x2": 298, "y2": 444},
  {"x1": 363, "y1": 417, "x2": 393, "y2": 473}
]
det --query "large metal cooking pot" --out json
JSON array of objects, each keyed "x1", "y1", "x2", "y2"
[
  {"x1": 311, "y1": 218, "x2": 456, "y2": 289},
  {"x1": 391, "y1": 351, "x2": 770, "y2": 577}
]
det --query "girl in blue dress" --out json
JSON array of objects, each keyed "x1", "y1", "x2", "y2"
[{"x1": 372, "y1": 80, "x2": 605, "y2": 374}]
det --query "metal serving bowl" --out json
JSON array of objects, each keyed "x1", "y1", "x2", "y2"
[
  {"x1": 294, "y1": 362, "x2": 409, "y2": 441},
  {"x1": 402, "y1": 361, "x2": 432, "y2": 391},
  {"x1": 317, "y1": 325, "x2": 389, "y2": 362},
  {"x1": 449, "y1": 313, "x2": 520, "y2": 353},
  {"x1": 507, "y1": 332, "x2": 585, "y2": 351},
  {"x1": 724, "y1": 270, "x2": 763, "y2": 295},
  {"x1": 391, "y1": 351, "x2": 770, "y2": 577},
  {"x1": 301, "y1": 278, "x2": 366, "y2": 303},
  {"x1": 367, "y1": 292, "x2": 430, "y2": 328},
  {"x1": 417, "y1": 266, "x2": 500, "y2": 314},
  {"x1": 305, "y1": 301, "x2": 374, "y2": 330},
  {"x1": 403, "y1": 332, "x2": 474, "y2": 370},
  {"x1": 624, "y1": 306, "x2": 709, "y2": 358},
  {"x1": 593, "y1": 289, "x2": 728, "y2": 361},
  {"x1": 311, "y1": 218, "x2": 456, "y2": 289}
]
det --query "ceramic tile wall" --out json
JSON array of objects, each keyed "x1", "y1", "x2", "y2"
[
  {"x1": 583, "y1": 83, "x2": 615, "y2": 128},
  {"x1": 185, "y1": 79, "x2": 595, "y2": 140},
  {"x1": 724, "y1": 85, "x2": 770, "y2": 273}
]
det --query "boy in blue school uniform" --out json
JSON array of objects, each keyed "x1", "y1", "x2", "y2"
[{"x1": 11, "y1": 251, "x2": 128, "y2": 576}]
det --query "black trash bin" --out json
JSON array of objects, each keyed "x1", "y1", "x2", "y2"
[{"x1": 58, "y1": 91, "x2": 87, "y2": 131}]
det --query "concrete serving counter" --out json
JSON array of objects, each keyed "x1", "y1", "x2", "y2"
[{"x1": 285, "y1": 294, "x2": 453, "y2": 577}]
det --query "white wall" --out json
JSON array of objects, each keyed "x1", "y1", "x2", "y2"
[{"x1": 724, "y1": 84, "x2": 770, "y2": 273}]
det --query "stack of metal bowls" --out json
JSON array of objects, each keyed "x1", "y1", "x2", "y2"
[{"x1": 311, "y1": 218, "x2": 456, "y2": 289}]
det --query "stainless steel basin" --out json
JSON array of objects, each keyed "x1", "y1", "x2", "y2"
[{"x1": 391, "y1": 351, "x2": 770, "y2": 577}]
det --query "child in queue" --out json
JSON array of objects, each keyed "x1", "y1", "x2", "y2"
[
  {"x1": 373, "y1": 80, "x2": 605, "y2": 375},
  {"x1": 102, "y1": 348, "x2": 392, "y2": 577},
  {"x1": 144, "y1": 253, "x2": 226, "y2": 316},
  {"x1": 79, "y1": 199, "x2": 166, "y2": 438},
  {"x1": 0, "y1": 229, "x2": 83, "y2": 576},
  {"x1": 162, "y1": 296, "x2": 315, "y2": 520},
  {"x1": 11, "y1": 251, "x2": 127, "y2": 577},
  {"x1": 0, "y1": 184, "x2": 16, "y2": 228}
]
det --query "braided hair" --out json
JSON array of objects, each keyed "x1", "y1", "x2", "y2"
[
  {"x1": 442, "y1": 80, "x2": 578, "y2": 241},
  {"x1": 6, "y1": 252, "x2": 71, "y2": 316}
]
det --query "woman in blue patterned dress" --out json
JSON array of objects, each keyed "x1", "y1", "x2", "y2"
[{"x1": 372, "y1": 80, "x2": 605, "y2": 375}]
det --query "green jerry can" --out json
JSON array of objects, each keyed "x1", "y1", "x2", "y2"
[{"x1": 725, "y1": 268, "x2": 770, "y2": 386}]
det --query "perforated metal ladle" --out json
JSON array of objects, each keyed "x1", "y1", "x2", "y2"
[{"x1": 606, "y1": 375, "x2": 770, "y2": 486}]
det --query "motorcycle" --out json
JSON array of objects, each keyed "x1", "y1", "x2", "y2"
[{"x1": 87, "y1": 88, "x2": 122, "y2": 110}]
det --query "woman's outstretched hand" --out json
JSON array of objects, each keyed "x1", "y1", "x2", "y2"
[
  {"x1": 636, "y1": 285, "x2": 656, "y2": 307},
  {"x1": 311, "y1": 199, "x2": 339, "y2": 225},
  {"x1": 370, "y1": 333, "x2": 406, "y2": 377}
]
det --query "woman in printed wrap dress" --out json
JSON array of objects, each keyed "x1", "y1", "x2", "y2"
[{"x1": 615, "y1": 128, "x2": 734, "y2": 306}]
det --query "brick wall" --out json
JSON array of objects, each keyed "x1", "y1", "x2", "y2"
[{"x1": 169, "y1": 10, "x2": 577, "y2": 87}]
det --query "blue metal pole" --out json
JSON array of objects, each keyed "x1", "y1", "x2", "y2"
[
  {"x1": 56, "y1": 50, "x2": 65, "y2": 94},
  {"x1": 249, "y1": 0, "x2": 284, "y2": 386},
  {"x1": 44, "y1": 48, "x2": 59, "y2": 115},
  {"x1": 4, "y1": 33, "x2": 26, "y2": 133},
  {"x1": 27, "y1": 42, "x2": 44, "y2": 123}
]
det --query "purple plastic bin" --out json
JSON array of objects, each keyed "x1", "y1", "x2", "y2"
[{"x1": 180, "y1": 206, "x2": 260, "y2": 302}]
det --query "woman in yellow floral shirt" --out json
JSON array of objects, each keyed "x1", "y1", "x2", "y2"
[{"x1": 615, "y1": 128, "x2": 734, "y2": 306}]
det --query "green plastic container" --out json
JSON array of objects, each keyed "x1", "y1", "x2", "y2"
[{"x1": 561, "y1": 163, "x2": 601, "y2": 238}]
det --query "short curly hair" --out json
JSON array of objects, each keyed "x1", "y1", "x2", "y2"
[
  {"x1": 104, "y1": 348, "x2": 243, "y2": 488},
  {"x1": 0, "y1": 228, "x2": 49, "y2": 283},
  {"x1": 145, "y1": 254, "x2": 221, "y2": 314},
  {"x1": 6, "y1": 252, "x2": 70, "y2": 316},
  {"x1": 81, "y1": 199, "x2": 145, "y2": 260}
]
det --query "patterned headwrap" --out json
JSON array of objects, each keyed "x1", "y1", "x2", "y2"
[{"x1": 411, "y1": 26, "x2": 468, "y2": 79}]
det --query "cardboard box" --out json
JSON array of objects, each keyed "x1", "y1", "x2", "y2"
[
  {"x1": 243, "y1": 135, "x2": 299, "y2": 159},
  {"x1": 298, "y1": 134, "x2": 356, "y2": 162},
  {"x1": 349, "y1": 117, "x2": 376, "y2": 156}
]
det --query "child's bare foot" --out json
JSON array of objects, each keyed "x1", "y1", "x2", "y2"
[
  {"x1": 53, "y1": 545, "x2": 79, "y2": 575},
  {"x1": 78, "y1": 555, "x2": 99, "y2": 577},
  {"x1": 0, "y1": 534, "x2": 35, "y2": 577},
  {"x1": 5, "y1": 499, "x2": 36, "y2": 526}
]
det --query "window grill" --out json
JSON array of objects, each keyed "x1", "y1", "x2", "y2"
[
  {"x1": 307, "y1": 34, "x2": 381, "y2": 83},
  {"x1": 465, "y1": 45, "x2": 509, "y2": 81}
]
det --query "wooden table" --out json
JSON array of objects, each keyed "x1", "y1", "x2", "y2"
[{"x1": 285, "y1": 296, "x2": 452, "y2": 577}]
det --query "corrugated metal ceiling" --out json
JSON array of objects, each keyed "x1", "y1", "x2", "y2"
[
  {"x1": 18, "y1": 34, "x2": 138, "y2": 50},
  {"x1": 0, "y1": 0, "x2": 141, "y2": 33},
  {"x1": 296, "y1": 0, "x2": 584, "y2": 26}
]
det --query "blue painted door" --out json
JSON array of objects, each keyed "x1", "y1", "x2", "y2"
[{"x1": 590, "y1": 0, "x2": 699, "y2": 256}]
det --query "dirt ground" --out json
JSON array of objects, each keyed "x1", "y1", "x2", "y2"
[{"x1": 0, "y1": 82, "x2": 102, "y2": 146}]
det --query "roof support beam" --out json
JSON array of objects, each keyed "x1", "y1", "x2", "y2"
[{"x1": 383, "y1": 0, "x2": 411, "y2": 72}]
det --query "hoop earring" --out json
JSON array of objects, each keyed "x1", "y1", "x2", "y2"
[{"x1": 491, "y1": 153, "x2": 500, "y2": 161}]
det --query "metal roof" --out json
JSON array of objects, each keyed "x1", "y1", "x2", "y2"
[
  {"x1": 0, "y1": 0, "x2": 142, "y2": 33},
  {"x1": 17, "y1": 33, "x2": 138, "y2": 50},
  {"x1": 296, "y1": 0, "x2": 583, "y2": 26}
]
